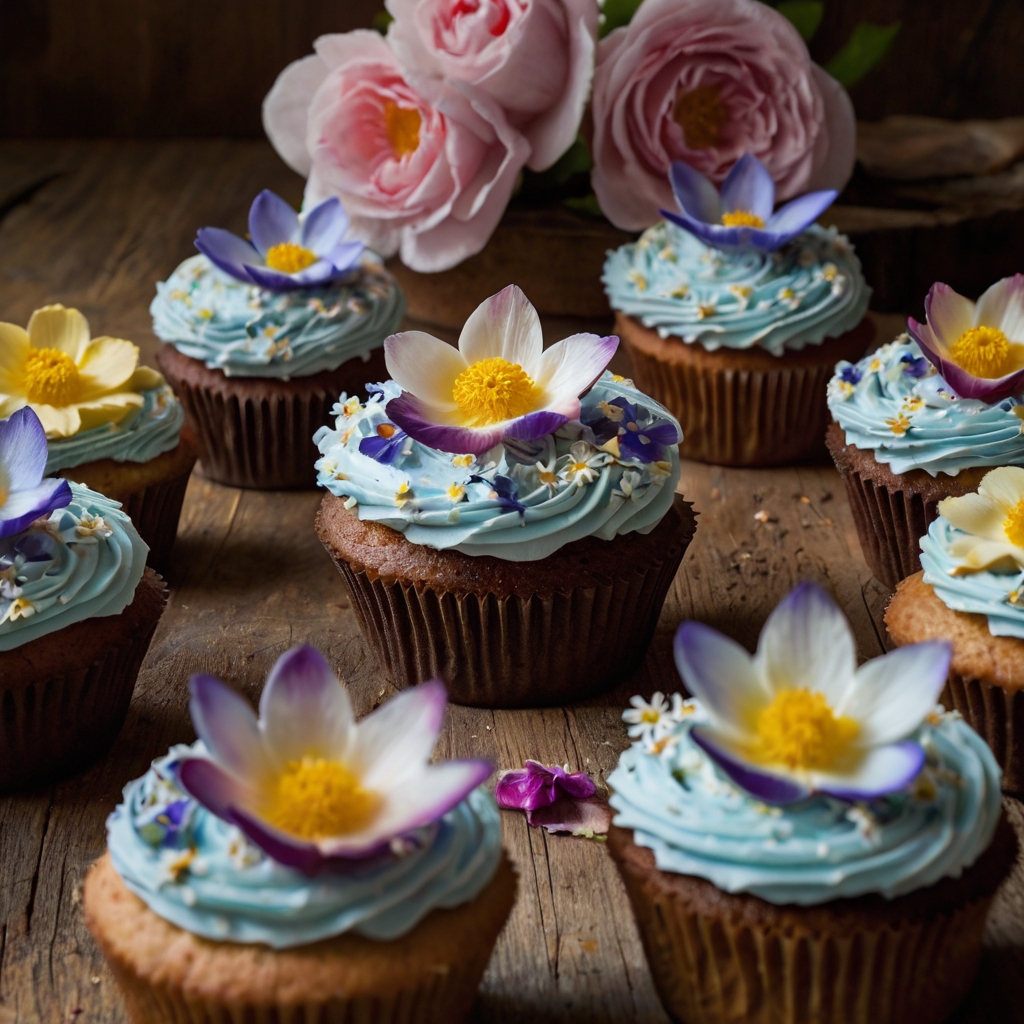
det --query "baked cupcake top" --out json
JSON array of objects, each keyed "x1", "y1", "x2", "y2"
[
  {"x1": 0, "y1": 305, "x2": 183, "y2": 473},
  {"x1": 609, "y1": 584, "x2": 1001, "y2": 905},
  {"x1": 105, "y1": 646, "x2": 500, "y2": 948},
  {"x1": 603, "y1": 154, "x2": 869, "y2": 355},
  {"x1": 314, "y1": 286, "x2": 680, "y2": 561},
  {"x1": 921, "y1": 466, "x2": 1024, "y2": 639},
  {"x1": 150, "y1": 191, "x2": 405, "y2": 380}
]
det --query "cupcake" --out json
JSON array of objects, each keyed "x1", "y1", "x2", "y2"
[
  {"x1": 313, "y1": 285, "x2": 697, "y2": 708},
  {"x1": 83, "y1": 644, "x2": 516, "y2": 1024},
  {"x1": 604, "y1": 154, "x2": 872, "y2": 466},
  {"x1": 827, "y1": 276, "x2": 1024, "y2": 589},
  {"x1": 152, "y1": 190, "x2": 405, "y2": 489},
  {"x1": 0, "y1": 304, "x2": 196, "y2": 573},
  {"x1": 607, "y1": 583, "x2": 1015, "y2": 1024},
  {"x1": 0, "y1": 408, "x2": 166, "y2": 791},
  {"x1": 887, "y1": 465, "x2": 1024, "y2": 795}
]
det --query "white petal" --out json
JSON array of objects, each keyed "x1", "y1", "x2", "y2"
[
  {"x1": 459, "y1": 285, "x2": 543, "y2": 373},
  {"x1": 535, "y1": 333, "x2": 619, "y2": 401},
  {"x1": 810, "y1": 742, "x2": 924, "y2": 801},
  {"x1": 384, "y1": 332, "x2": 466, "y2": 411},
  {"x1": 994, "y1": 275, "x2": 1024, "y2": 342},
  {"x1": 977, "y1": 465, "x2": 1024, "y2": 514},
  {"x1": 926, "y1": 283, "x2": 974, "y2": 342},
  {"x1": 262, "y1": 54, "x2": 327, "y2": 177}
]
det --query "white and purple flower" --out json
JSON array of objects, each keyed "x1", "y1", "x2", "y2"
[
  {"x1": 0, "y1": 407, "x2": 72, "y2": 539},
  {"x1": 661, "y1": 153, "x2": 837, "y2": 254},
  {"x1": 673, "y1": 583, "x2": 951, "y2": 804},
  {"x1": 495, "y1": 760, "x2": 610, "y2": 836},
  {"x1": 177, "y1": 645, "x2": 491, "y2": 872},
  {"x1": 582, "y1": 396, "x2": 679, "y2": 463},
  {"x1": 383, "y1": 285, "x2": 618, "y2": 455},
  {"x1": 194, "y1": 190, "x2": 364, "y2": 292}
]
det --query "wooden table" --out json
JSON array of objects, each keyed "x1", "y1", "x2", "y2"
[{"x1": 0, "y1": 141, "x2": 1021, "y2": 1024}]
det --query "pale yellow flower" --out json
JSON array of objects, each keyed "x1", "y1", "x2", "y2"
[{"x1": 939, "y1": 466, "x2": 1024, "y2": 574}]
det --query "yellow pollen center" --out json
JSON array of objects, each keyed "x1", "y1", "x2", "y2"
[
  {"x1": 263, "y1": 756, "x2": 381, "y2": 840},
  {"x1": 756, "y1": 689, "x2": 859, "y2": 770},
  {"x1": 22, "y1": 349, "x2": 80, "y2": 407},
  {"x1": 721, "y1": 209, "x2": 765, "y2": 228},
  {"x1": 451, "y1": 357, "x2": 541, "y2": 427},
  {"x1": 1004, "y1": 499, "x2": 1024, "y2": 548},
  {"x1": 384, "y1": 99, "x2": 422, "y2": 159},
  {"x1": 641, "y1": 709, "x2": 660, "y2": 723},
  {"x1": 950, "y1": 325, "x2": 1011, "y2": 378},
  {"x1": 0, "y1": 487, "x2": 7, "y2": 507},
  {"x1": 265, "y1": 242, "x2": 318, "y2": 274},
  {"x1": 673, "y1": 85, "x2": 728, "y2": 149}
]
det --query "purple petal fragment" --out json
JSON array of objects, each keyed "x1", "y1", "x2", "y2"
[
  {"x1": 528, "y1": 796, "x2": 611, "y2": 836},
  {"x1": 690, "y1": 726, "x2": 808, "y2": 804},
  {"x1": 248, "y1": 189, "x2": 300, "y2": 256},
  {"x1": 495, "y1": 761, "x2": 597, "y2": 827}
]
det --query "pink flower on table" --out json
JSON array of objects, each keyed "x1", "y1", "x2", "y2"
[
  {"x1": 262, "y1": 30, "x2": 530, "y2": 273},
  {"x1": 386, "y1": 0, "x2": 598, "y2": 171},
  {"x1": 591, "y1": 0, "x2": 856, "y2": 232}
]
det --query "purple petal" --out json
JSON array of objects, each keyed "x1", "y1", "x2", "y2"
[
  {"x1": 527, "y1": 795, "x2": 611, "y2": 836},
  {"x1": 673, "y1": 621, "x2": 763, "y2": 727},
  {"x1": 0, "y1": 478, "x2": 72, "y2": 538},
  {"x1": 194, "y1": 228, "x2": 261, "y2": 284},
  {"x1": 690, "y1": 726, "x2": 808, "y2": 804},
  {"x1": 229, "y1": 805, "x2": 326, "y2": 874},
  {"x1": 188, "y1": 674, "x2": 269, "y2": 781},
  {"x1": 669, "y1": 161, "x2": 721, "y2": 223},
  {"x1": 243, "y1": 261, "x2": 327, "y2": 292},
  {"x1": 386, "y1": 393, "x2": 503, "y2": 455},
  {"x1": 0, "y1": 407, "x2": 47, "y2": 489},
  {"x1": 502, "y1": 411, "x2": 568, "y2": 442},
  {"x1": 299, "y1": 197, "x2": 350, "y2": 254},
  {"x1": 814, "y1": 742, "x2": 925, "y2": 802},
  {"x1": 766, "y1": 190, "x2": 837, "y2": 236},
  {"x1": 906, "y1": 317, "x2": 943, "y2": 369},
  {"x1": 495, "y1": 761, "x2": 595, "y2": 812},
  {"x1": 719, "y1": 154, "x2": 775, "y2": 222},
  {"x1": 177, "y1": 756, "x2": 257, "y2": 824},
  {"x1": 321, "y1": 240, "x2": 365, "y2": 274},
  {"x1": 248, "y1": 190, "x2": 299, "y2": 256}
]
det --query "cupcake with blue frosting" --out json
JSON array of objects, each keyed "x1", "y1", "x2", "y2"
[
  {"x1": 608, "y1": 583, "x2": 1015, "y2": 1024},
  {"x1": 83, "y1": 645, "x2": 516, "y2": 1024},
  {"x1": 152, "y1": 190, "x2": 405, "y2": 489},
  {"x1": 887, "y1": 465, "x2": 1024, "y2": 794},
  {"x1": 313, "y1": 285, "x2": 696, "y2": 707},
  {"x1": 603, "y1": 154, "x2": 872, "y2": 466},
  {"x1": 827, "y1": 275, "x2": 1024, "y2": 589}
]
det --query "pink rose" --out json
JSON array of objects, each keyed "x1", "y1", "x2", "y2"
[
  {"x1": 386, "y1": 0, "x2": 598, "y2": 171},
  {"x1": 263, "y1": 31, "x2": 530, "y2": 272},
  {"x1": 591, "y1": 0, "x2": 855, "y2": 232}
]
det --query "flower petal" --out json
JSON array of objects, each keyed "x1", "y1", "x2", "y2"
[
  {"x1": 194, "y1": 228, "x2": 261, "y2": 285},
  {"x1": 720, "y1": 154, "x2": 775, "y2": 222},
  {"x1": 227, "y1": 805, "x2": 326, "y2": 873},
  {"x1": 974, "y1": 274, "x2": 1024, "y2": 339},
  {"x1": 812, "y1": 741, "x2": 925, "y2": 802},
  {"x1": 243, "y1": 261, "x2": 331, "y2": 292},
  {"x1": 690, "y1": 725, "x2": 808, "y2": 804},
  {"x1": 262, "y1": 53, "x2": 327, "y2": 178},
  {"x1": 0, "y1": 406, "x2": 47, "y2": 490},
  {"x1": 668, "y1": 160, "x2": 721, "y2": 223},
  {"x1": 923, "y1": 282, "x2": 974, "y2": 348},
  {"x1": 177, "y1": 756, "x2": 260, "y2": 825},
  {"x1": 933, "y1": 357, "x2": 1024, "y2": 402},
  {"x1": 0, "y1": 478, "x2": 72, "y2": 538},
  {"x1": 32, "y1": 403, "x2": 81, "y2": 438},
  {"x1": 766, "y1": 190, "x2": 837, "y2": 236},
  {"x1": 977, "y1": 465, "x2": 1024, "y2": 514},
  {"x1": 77, "y1": 337, "x2": 139, "y2": 398},
  {"x1": 300, "y1": 197, "x2": 350, "y2": 254},
  {"x1": 321, "y1": 240, "x2": 365, "y2": 274},
  {"x1": 535, "y1": 334, "x2": 619, "y2": 400},
  {"x1": 527, "y1": 795, "x2": 611, "y2": 835},
  {"x1": 502, "y1": 410, "x2": 568, "y2": 442},
  {"x1": 188, "y1": 674, "x2": 271, "y2": 783},
  {"x1": 248, "y1": 190, "x2": 300, "y2": 255},
  {"x1": 938, "y1": 491, "x2": 1009, "y2": 540},
  {"x1": 661, "y1": 209, "x2": 745, "y2": 250},
  {"x1": 74, "y1": 393, "x2": 143, "y2": 431},
  {"x1": 130, "y1": 366, "x2": 166, "y2": 392},
  {"x1": 0, "y1": 323, "x2": 30, "y2": 395},
  {"x1": 459, "y1": 285, "x2": 544, "y2": 372},
  {"x1": 384, "y1": 332, "x2": 466, "y2": 411},
  {"x1": 948, "y1": 537, "x2": 1024, "y2": 572},
  {"x1": 386, "y1": 392, "x2": 502, "y2": 455},
  {"x1": 27, "y1": 305, "x2": 90, "y2": 359}
]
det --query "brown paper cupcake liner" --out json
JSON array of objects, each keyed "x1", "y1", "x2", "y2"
[
  {"x1": 117, "y1": 464, "x2": 194, "y2": 574},
  {"x1": 158, "y1": 344, "x2": 388, "y2": 490},
  {"x1": 617, "y1": 314, "x2": 874, "y2": 467},
  {"x1": 0, "y1": 570, "x2": 167, "y2": 792}
]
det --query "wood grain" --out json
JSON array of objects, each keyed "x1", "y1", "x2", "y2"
[{"x1": 0, "y1": 141, "x2": 1021, "y2": 1024}]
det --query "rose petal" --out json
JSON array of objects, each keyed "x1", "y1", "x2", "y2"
[{"x1": 262, "y1": 53, "x2": 328, "y2": 177}]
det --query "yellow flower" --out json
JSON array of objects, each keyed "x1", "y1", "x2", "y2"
[
  {"x1": 0, "y1": 305, "x2": 163, "y2": 438},
  {"x1": 939, "y1": 466, "x2": 1024, "y2": 574},
  {"x1": 885, "y1": 413, "x2": 911, "y2": 436}
]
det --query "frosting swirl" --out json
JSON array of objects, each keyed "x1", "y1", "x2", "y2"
[
  {"x1": 107, "y1": 744, "x2": 503, "y2": 948},
  {"x1": 45, "y1": 385, "x2": 184, "y2": 473},
  {"x1": 603, "y1": 223, "x2": 869, "y2": 355},
  {"x1": 314, "y1": 374, "x2": 682, "y2": 562},
  {"x1": 608, "y1": 702, "x2": 1002, "y2": 905},
  {"x1": 151, "y1": 254, "x2": 405, "y2": 379},
  {"x1": 828, "y1": 337, "x2": 1024, "y2": 477},
  {"x1": 0, "y1": 483, "x2": 148, "y2": 651}
]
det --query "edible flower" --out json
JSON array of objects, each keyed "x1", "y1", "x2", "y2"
[
  {"x1": 660, "y1": 154, "x2": 838, "y2": 254},
  {"x1": 195, "y1": 190, "x2": 364, "y2": 292},
  {"x1": 178, "y1": 644, "x2": 491, "y2": 871},
  {"x1": 582, "y1": 397, "x2": 679, "y2": 463},
  {"x1": 938, "y1": 466, "x2": 1024, "y2": 574},
  {"x1": 383, "y1": 285, "x2": 618, "y2": 455},
  {"x1": 358, "y1": 421, "x2": 408, "y2": 465},
  {"x1": 495, "y1": 760, "x2": 610, "y2": 837},
  {"x1": 673, "y1": 582, "x2": 950, "y2": 804},
  {"x1": 623, "y1": 692, "x2": 685, "y2": 742},
  {"x1": 0, "y1": 407, "x2": 72, "y2": 538},
  {"x1": 908, "y1": 277, "x2": 1024, "y2": 402},
  {"x1": 0, "y1": 305, "x2": 163, "y2": 438}
]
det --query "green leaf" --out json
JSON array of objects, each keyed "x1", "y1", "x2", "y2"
[
  {"x1": 776, "y1": 1, "x2": 823, "y2": 42},
  {"x1": 599, "y1": 0, "x2": 643, "y2": 38},
  {"x1": 373, "y1": 9, "x2": 393, "y2": 34},
  {"x1": 546, "y1": 138, "x2": 593, "y2": 184},
  {"x1": 564, "y1": 194, "x2": 607, "y2": 219},
  {"x1": 826, "y1": 21, "x2": 901, "y2": 87}
]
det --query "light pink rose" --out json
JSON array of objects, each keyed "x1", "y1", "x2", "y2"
[
  {"x1": 262, "y1": 30, "x2": 530, "y2": 272},
  {"x1": 591, "y1": 0, "x2": 855, "y2": 232},
  {"x1": 386, "y1": 0, "x2": 598, "y2": 171}
]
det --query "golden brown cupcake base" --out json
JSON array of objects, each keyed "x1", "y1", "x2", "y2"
[
  {"x1": 84, "y1": 851, "x2": 517, "y2": 1024},
  {"x1": 0, "y1": 568, "x2": 167, "y2": 792},
  {"x1": 157, "y1": 344, "x2": 389, "y2": 490},
  {"x1": 315, "y1": 492, "x2": 697, "y2": 707},
  {"x1": 607, "y1": 821, "x2": 1016, "y2": 1024},
  {"x1": 826, "y1": 423, "x2": 988, "y2": 590},
  {"x1": 887, "y1": 571, "x2": 1024, "y2": 794},
  {"x1": 616, "y1": 313, "x2": 874, "y2": 466}
]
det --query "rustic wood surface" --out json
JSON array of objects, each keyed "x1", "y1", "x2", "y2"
[{"x1": 0, "y1": 141, "x2": 1021, "y2": 1024}]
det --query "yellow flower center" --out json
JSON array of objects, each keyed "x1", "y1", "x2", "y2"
[
  {"x1": 265, "y1": 242, "x2": 319, "y2": 274},
  {"x1": 262, "y1": 756, "x2": 381, "y2": 840},
  {"x1": 756, "y1": 689, "x2": 859, "y2": 770},
  {"x1": 641, "y1": 709, "x2": 661, "y2": 723},
  {"x1": 1004, "y1": 499, "x2": 1024, "y2": 548},
  {"x1": 451, "y1": 357, "x2": 541, "y2": 427},
  {"x1": 22, "y1": 348, "x2": 81, "y2": 407},
  {"x1": 384, "y1": 99, "x2": 422, "y2": 159},
  {"x1": 721, "y1": 210, "x2": 765, "y2": 228},
  {"x1": 950, "y1": 325, "x2": 1011, "y2": 378},
  {"x1": 673, "y1": 85, "x2": 728, "y2": 149}
]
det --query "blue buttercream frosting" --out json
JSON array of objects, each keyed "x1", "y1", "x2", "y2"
[
  {"x1": 828, "y1": 336, "x2": 1024, "y2": 477},
  {"x1": 106, "y1": 744, "x2": 503, "y2": 949},
  {"x1": 921, "y1": 516, "x2": 1024, "y2": 639},
  {"x1": 608, "y1": 702, "x2": 1002, "y2": 905},
  {"x1": 45, "y1": 385, "x2": 184, "y2": 474},
  {"x1": 151, "y1": 254, "x2": 405, "y2": 379},
  {"x1": 0, "y1": 483, "x2": 148, "y2": 651},
  {"x1": 313, "y1": 373, "x2": 682, "y2": 562},
  {"x1": 603, "y1": 222, "x2": 869, "y2": 356}
]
